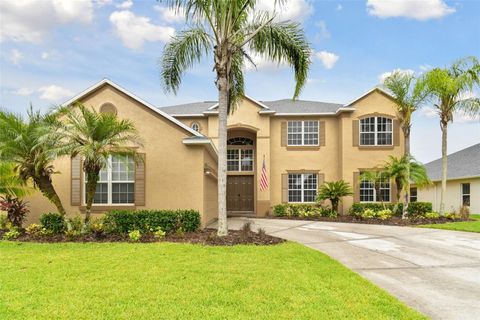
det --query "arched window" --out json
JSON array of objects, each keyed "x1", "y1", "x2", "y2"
[
  {"x1": 191, "y1": 122, "x2": 200, "y2": 132},
  {"x1": 227, "y1": 137, "x2": 254, "y2": 146},
  {"x1": 99, "y1": 103, "x2": 117, "y2": 115}
]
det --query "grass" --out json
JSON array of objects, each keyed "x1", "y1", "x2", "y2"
[
  {"x1": 0, "y1": 242, "x2": 424, "y2": 319},
  {"x1": 419, "y1": 214, "x2": 480, "y2": 233}
]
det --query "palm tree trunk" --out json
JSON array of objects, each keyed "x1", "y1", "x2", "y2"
[
  {"x1": 439, "y1": 122, "x2": 448, "y2": 215},
  {"x1": 84, "y1": 171, "x2": 100, "y2": 225},
  {"x1": 34, "y1": 175, "x2": 66, "y2": 216},
  {"x1": 331, "y1": 199, "x2": 339, "y2": 214},
  {"x1": 402, "y1": 133, "x2": 410, "y2": 219},
  {"x1": 216, "y1": 70, "x2": 229, "y2": 236}
]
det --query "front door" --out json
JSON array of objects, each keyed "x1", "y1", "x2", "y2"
[{"x1": 227, "y1": 175, "x2": 254, "y2": 212}]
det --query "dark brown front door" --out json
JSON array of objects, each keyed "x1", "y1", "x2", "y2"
[{"x1": 227, "y1": 175, "x2": 254, "y2": 212}]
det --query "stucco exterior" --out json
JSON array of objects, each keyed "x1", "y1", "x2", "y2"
[
  {"x1": 20, "y1": 80, "x2": 406, "y2": 225},
  {"x1": 418, "y1": 179, "x2": 480, "y2": 214}
]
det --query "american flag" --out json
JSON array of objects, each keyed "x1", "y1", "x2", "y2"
[{"x1": 260, "y1": 157, "x2": 268, "y2": 191}]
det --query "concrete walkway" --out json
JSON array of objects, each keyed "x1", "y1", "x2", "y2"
[{"x1": 214, "y1": 218, "x2": 480, "y2": 320}]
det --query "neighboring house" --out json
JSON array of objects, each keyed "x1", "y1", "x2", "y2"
[
  {"x1": 25, "y1": 79, "x2": 405, "y2": 225},
  {"x1": 416, "y1": 143, "x2": 480, "y2": 214}
]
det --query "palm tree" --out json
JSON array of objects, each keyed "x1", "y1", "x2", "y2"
[
  {"x1": 421, "y1": 57, "x2": 480, "y2": 214},
  {"x1": 359, "y1": 170, "x2": 390, "y2": 208},
  {"x1": 53, "y1": 105, "x2": 142, "y2": 225},
  {"x1": 316, "y1": 180, "x2": 353, "y2": 214},
  {"x1": 383, "y1": 71, "x2": 428, "y2": 217},
  {"x1": 0, "y1": 162, "x2": 32, "y2": 198},
  {"x1": 383, "y1": 155, "x2": 431, "y2": 218},
  {"x1": 0, "y1": 109, "x2": 66, "y2": 215},
  {"x1": 160, "y1": 0, "x2": 310, "y2": 236}
]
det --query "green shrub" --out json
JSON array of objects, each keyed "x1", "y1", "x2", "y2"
[
  {"x1": 349, "y1": 202, "x2": 432, "y2": 217},
  {"x1": 103, "y1": 209, "x2": 200, "y2": 234},
  {"x1": 407, "y1": 202, "x2": 432, "y2": 216},
  {"x1": 358, "y1": 208, "x2": 393, "y2": 220},
  {"x1": 423, "y1": 212, "x2": 440, "y2": 219},
  {"x1": 0, "y1": 196, "x2": 29, "y2": 228},
  {"x1": 376, "y1": 209, "x2": 393, "y2": 220},
  {"x1": 0, "y1": 213, "x2": 8, "y2": 229},
  {"x1": 3, "y1": 228, "x2": 21, "y2": 240},
  {"x1": 444, "y1": 212, "x2": 460, "y2": 220},
  {"x1": 25, "y1": 223, "x2": 42, "y2": 235},
  {"x1": 40, "y1": 213, "x2": 66, "y2": 234},
  {"x1": 360, "y1": 209, "x2": 376, "y2": 219},
  {"x1": 128, "y1": 230, "x2": 141, "y2": 242},
  {"x1": 153, "y1": 227, "x2": 166, "y2": 240},
  {"x1": 272, "y1": 204, "x2": 335, "y2": 218},
  {"x1": 66, "y1": 216, "x2": 83, "y2": 234},
  {"x1": 87, "y1": 218, "x2": 105, "y2": 235}
]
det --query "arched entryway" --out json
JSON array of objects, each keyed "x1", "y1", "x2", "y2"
[{"x1": 226, "y1": 129, "x2": 256, "y2": 215}]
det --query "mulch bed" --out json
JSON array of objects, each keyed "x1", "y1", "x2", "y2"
[
  {"x1": 266, "y1": 215, "x2": 471, "y2": 226},
  {"x1": 0, "y1": 228, "x2": 285, "y2": 246}
]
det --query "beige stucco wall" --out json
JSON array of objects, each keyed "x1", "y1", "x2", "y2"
[
  {"x1": 24, "y1": 84, "x2": 215, "y2": 226},
  {"x1": 203, "y1": 148, "x2": 219, "y2": 225},
  {"x1": 418, "y1": 178, "x2": 480, "y2": 214}
]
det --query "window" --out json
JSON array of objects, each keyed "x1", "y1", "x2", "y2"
[
  {"x1": 227, "y1": 137, "x2": 253, "y2": 145},
  {"x1": 359, "y1": 117, "x2": 392, "y2": 146},
  {"x1": 288, "y1": 173, "x2": 317, "y2": 203},
  {"x1": 461, "y1": 183, "x2": 470, "y2": 206},
  {"x1": 227, "y1": 149, "x2": 254, "y2": 172},
  {"x1": 410, "y1": 187, "x2": 418, "y2": 202},
  {"x1": 287, "y1": 121, "x2": 319, "y2": 146},
  {"x1": 190, "y1": 122, "x2": 200, "y2": 132},
  {"x1": 359, "y1": 173, "x2": 390, "y2": 202},
  {"x1": 84, "y1": 154, "x2": 135, "y2": 205}
]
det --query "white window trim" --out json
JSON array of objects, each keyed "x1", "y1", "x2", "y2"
[
  {"x1": 191, "y1": 122, "x2": 200, "y2": 132},
  {"x1": 288, "y1": 173, "x2": 318, "y2": 203},
  {"x1": 227, "y1": 149, "x2": 254, "y2": 172},
  {"x1": 359, "y1": 116, "x2": 393, "y2": 146},
  {"x1": 287, "y1": 120, "x2": 319, "y2": 146},
  {"x1": 359, "y1": 179, "x2": 391, "y2": 203},
  {"x1": 461, "y1": 183, "x2": 470, "y2": 206},
  {"x1": 83, "y1": 155, "x2": 135, "y2": 206}
]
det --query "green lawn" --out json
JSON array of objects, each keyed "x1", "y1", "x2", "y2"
[
  {"x1": 0, "y1": 242, "x2": 424, "y2": 319},
  {"x1": 419, "y1": 214, "x2": 480, "y2": 233}
]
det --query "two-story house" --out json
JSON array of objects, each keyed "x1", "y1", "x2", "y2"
[{"x1": 25, "y1": 79, "x2": 405, "y2": 226}]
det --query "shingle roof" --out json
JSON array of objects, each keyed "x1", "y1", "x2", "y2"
[
  {"x1": 424, "y1": 143, "x2": 480, "y2": 181},
  {"x1": 161, "y1": 101, "x2": 217, "y2": 115},
  {"x1": 160, "y1": 99, "x2": 345, "y2": 115}
]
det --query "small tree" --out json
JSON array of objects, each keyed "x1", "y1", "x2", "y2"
[
  {"x1": 0, "y1": 195, "x2": 29, "y2": 228},
  {"x1": 0, "y1": 109, "x2": 65, "y2": 215},
  {"x1": 383, "y1": 155, "x2": 431, "y2": 218},
  {"x1": 0, "y1": 162, "x2": 32, "y2": 198},
  {"x1": 316, "y1": 180, "x2": 353, "y2": 214},
  {"x1": 53, "y1": 105, "x2": 142, "y2": 225}
]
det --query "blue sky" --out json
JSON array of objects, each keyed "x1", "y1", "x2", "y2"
[{"x1": 0, "y1": 0, "x2": 479, "y2": 163}]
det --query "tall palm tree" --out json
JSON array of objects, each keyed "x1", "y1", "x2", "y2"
[
  {"x1": 160, "y1": 0, "x2": 310, "y2": 236},
  {"x1": 52, "y1": 105, "x2": 142, "y2": 224},
  {"x1": 383, "y1": 71, "x2": 428, "y2": 217},
  {"x1": 0, "y1": 109, "x2": 66, "y2": 215},
  {"x1": 383, "y1": 155, "x2": 431, "y2": 218},
  {"x1": 0, "y1": 162, "x2": 32, "y2": 198},
  {"x1": 421, "y1": 57, "x2": 480, "y2": 214}
]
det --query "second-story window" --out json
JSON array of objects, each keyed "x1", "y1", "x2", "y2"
[
  {"x1": 287, "y1": 120, "x2": 319, "y2": 146},
  {"x1": 360, "y1": 117, "x2": 392, "y2": 146}
]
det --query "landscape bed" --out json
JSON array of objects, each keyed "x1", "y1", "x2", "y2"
[{"x1": 0, "y1": 241, "x2": 425, "y2": 319}]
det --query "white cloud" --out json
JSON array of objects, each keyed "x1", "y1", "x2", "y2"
[
  {"x1": 315, "y1": 20, "x2": 330, "y2": 41},
  {"x1": 9, "y1": 49, "x2": 23, "y2": 65},
  {"x1": 109, "y1": 10, "x2": 175, "y2": 50},
  {"x1": 14, "y1": 88, "x2": 34, "y2": 96},
  {"x1": 116, "y1": 0, "x2": 132, "y2": 9},
  {"x1": 245, "y1": 52, "x2": 287, "y2": 71},
  {"x1": 256, "y1": 0, "x2": 314, "y2": 22},
  {"x1": 419, "y1": 64, "x2": 432, "y2": 72},
  {"x1": 95, "y1": 0, "x2": 112, "y2": 7},
  {"x1": 367, "y1": 0, "x2": 455, "y2": 20},
  {"x1": 154, "y1": 5, "x2": 185, "y2": 23},
  {"x1": 0, "y1": 0, "x2": 93, "y2": 43},
  {"x1": 38, "y1": 85, "x2": 74, "y2": 103},
  {"x1": 336, "y1": 4, "x2": 343, "y2": 11},
  {"x1": 41, "y1": 52, "x2": 50, "y2": 60},
  {"x1": 314, "y1": 51, "x2": 339, "y2": 69},
  {"x1": 378, "y1": 68, "x2": 415, "y2": 83}
]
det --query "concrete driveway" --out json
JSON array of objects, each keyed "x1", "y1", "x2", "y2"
[{"x1": 217, "y1": 218, "x2": 480, "y2": 320}]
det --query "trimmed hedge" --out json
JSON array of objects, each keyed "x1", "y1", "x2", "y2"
[
  {"x1": 103, "y1": 209, "x2": 201, "y2": 234},
  {"x1": 40, "y1": 213, "x2": 66, "y2": 234},
  {"x1": 349, "y1": 202, "x2": 432, "y2": 217},
  {"x1": 273, "y1": 204, "x2": 336, "y2": 218}
]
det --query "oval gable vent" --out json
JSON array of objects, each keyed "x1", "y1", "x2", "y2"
[{"x1": 99, "y1": 102, "x2": 117, "y2": 115}]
